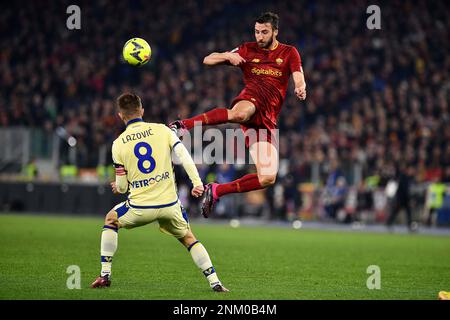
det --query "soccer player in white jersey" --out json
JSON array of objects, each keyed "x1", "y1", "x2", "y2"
[{"x1": 91, "y1": 93, "x2": 229, "y2": 292}]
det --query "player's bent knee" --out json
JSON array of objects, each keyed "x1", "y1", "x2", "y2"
[
  {"x1": 258, "y1": 174, "x2": 277, "y2": 187},
  {"x1": 230, "y1": 111, "x2": 251, "y2": 123},
  {"x1": 104, "y1": 210, "x2": 119, "y2": 227}
]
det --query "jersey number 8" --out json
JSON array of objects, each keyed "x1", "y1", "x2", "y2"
[{"x1": 134, "y1": 142, "x2": 156, "y2": 174}]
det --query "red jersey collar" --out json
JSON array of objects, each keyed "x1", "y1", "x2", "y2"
[{"x1": 260, "y1": 40, "x2": 280, "y2": 51}]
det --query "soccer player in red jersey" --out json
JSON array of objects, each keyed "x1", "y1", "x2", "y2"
[{"x1": 169, "y1": 12, "x2": 307, "y2": 217}]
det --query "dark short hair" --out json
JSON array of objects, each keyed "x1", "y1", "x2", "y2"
[
  {"x1": 255, "y1": 12, "x2": 279, "y2": 30},
  {"x1": 117, "y1": 93, "x2": 142, "y2": 116}
]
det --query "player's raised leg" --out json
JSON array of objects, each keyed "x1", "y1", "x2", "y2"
[
  {"x1": 202, "y1": 140, "x2": 278, "y2": 217},
  {"x1": 91, "y1": 208, "x2": 120, "y2": 288},
  {"x1": 228, "y1": 100, "x2": 256, "y2": 124},
  {"x1": 249, "y1": 140, "x2": 279, "y2": 187},
  {"x1": 178, "y1": 230, "x2": 229, "y2": 292},
  {"x1": 169, "y1": 100, "x2": 256, "y2": 135}
]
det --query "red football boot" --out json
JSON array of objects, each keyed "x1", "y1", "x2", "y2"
[{"x1": 91, "y1": 275, "x2": 111, "y2": 288}]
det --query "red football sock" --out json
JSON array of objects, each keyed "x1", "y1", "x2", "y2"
[
  {"x1": 183, "y1": 108, "x2": 229, "y2": 130},
  {"x1": 215, "y1": 173, "x2": 264, "y2": 197}
]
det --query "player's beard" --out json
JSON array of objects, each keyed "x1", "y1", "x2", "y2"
[{"x1": 258, "y1": 36, "x2": 274, "y2": 49}]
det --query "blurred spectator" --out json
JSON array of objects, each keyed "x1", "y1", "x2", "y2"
[
  {"x1": 322, "y1": 160, "x2": 348, "y2": 220},
  {"x1": 0, "y1": 0, "x2": 449, "y2": 219},
  {"x1": 21, "y1": 159, "x2": 38, "y2": 180},
  {"x1": 423, "y1": 177, "x2": 448, "y2": 227},
  {"x1": 386, "y1": 165, "x2": 416, "y2": 231}
]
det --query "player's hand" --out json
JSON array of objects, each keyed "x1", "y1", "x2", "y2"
[
  {"x1": 191, "y1": 185, "x2": 204, "y2": 198},
  {"x1": 295, "y1": 86, "x2": 306, "y2": 100},
  {"x1": 111, "y1": 182, "x2": 119, "y2": 194},
  {"x1": 226, "y1": 52, "x2": 246, "y2": 66}
]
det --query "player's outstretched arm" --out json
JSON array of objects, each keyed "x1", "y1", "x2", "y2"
[
  {"x1": 203, "y1": 52, "x2": 246, "y2": 66},
  {"x1": 173, "y1": 142, "x2": 204, "y2": 197},
  {"x1": 113, "y1": 165, "x2": 128, "y2": 194},
  {"x1": 111, "y1": 143, "x2": 128, "y2": 194},
  {"x1": 293, "y1": 71, "x2": 307, "y2": 100}
]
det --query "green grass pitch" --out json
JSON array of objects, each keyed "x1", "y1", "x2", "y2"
[{"x1": 0, "y1": 213, "x2": 449, "y2": 300}]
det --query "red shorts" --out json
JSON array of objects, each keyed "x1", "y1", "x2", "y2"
[{"x1": 231, "y1": 94, "x2": 279, "y2": 149}]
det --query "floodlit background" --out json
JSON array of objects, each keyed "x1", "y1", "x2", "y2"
[
  {"x1": 1, "y1": 0, "x2": 449, "y2": 227},
  {"x1": 0, "y1": 0, "x2": 449, "y2": 300}
]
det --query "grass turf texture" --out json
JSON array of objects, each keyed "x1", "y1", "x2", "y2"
[{"x1": 0, "y1": 213, "x2": 449, "y2": 300}]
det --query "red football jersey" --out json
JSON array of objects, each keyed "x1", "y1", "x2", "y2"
[{"x1": 230, "y1": 41, "x2": 302, "y2": 125}]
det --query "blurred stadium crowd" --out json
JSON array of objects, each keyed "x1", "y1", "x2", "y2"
[{"x1": 0, "y1": 0, "x2": 449, "y2": 222}]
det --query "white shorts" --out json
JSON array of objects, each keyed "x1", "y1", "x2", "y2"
[{"x1": 112, "y1": 200, "x2": 190, "y2": 239}]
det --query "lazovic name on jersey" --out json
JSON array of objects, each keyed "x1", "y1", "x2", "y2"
[{"x1": 121, "y1": 128, "x2": 154, "y2": 144}]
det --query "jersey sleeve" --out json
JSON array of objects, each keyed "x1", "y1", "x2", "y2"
[
  {"x1": 163, "y1": 125, "x2": 182, "y2": 150},
  {"x1": 227, "y1": 43, "x2": 247, "y2": 67},
  {"x1": 289, "y1": 47, "x2": 303, "y2": 73},
  {"x1": 163, "y1": 125, "x2": 202, "y2": 187},
  {"x1": 173, "y1": 142, "x2": 203, "y2": 187},
  {"x1": 112, "y1": 141, "x2": 128, "y2": 193},
  {"x1": 112, "y1": 141, "x2": 124, "y2": 169},
  {"x1": 230, "y1": 43, "x2": 247, "y2": 57}
]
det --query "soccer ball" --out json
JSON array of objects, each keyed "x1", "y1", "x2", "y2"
[{"x1": 122, "y1": 38, "x2": 152, "y2": 66}]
